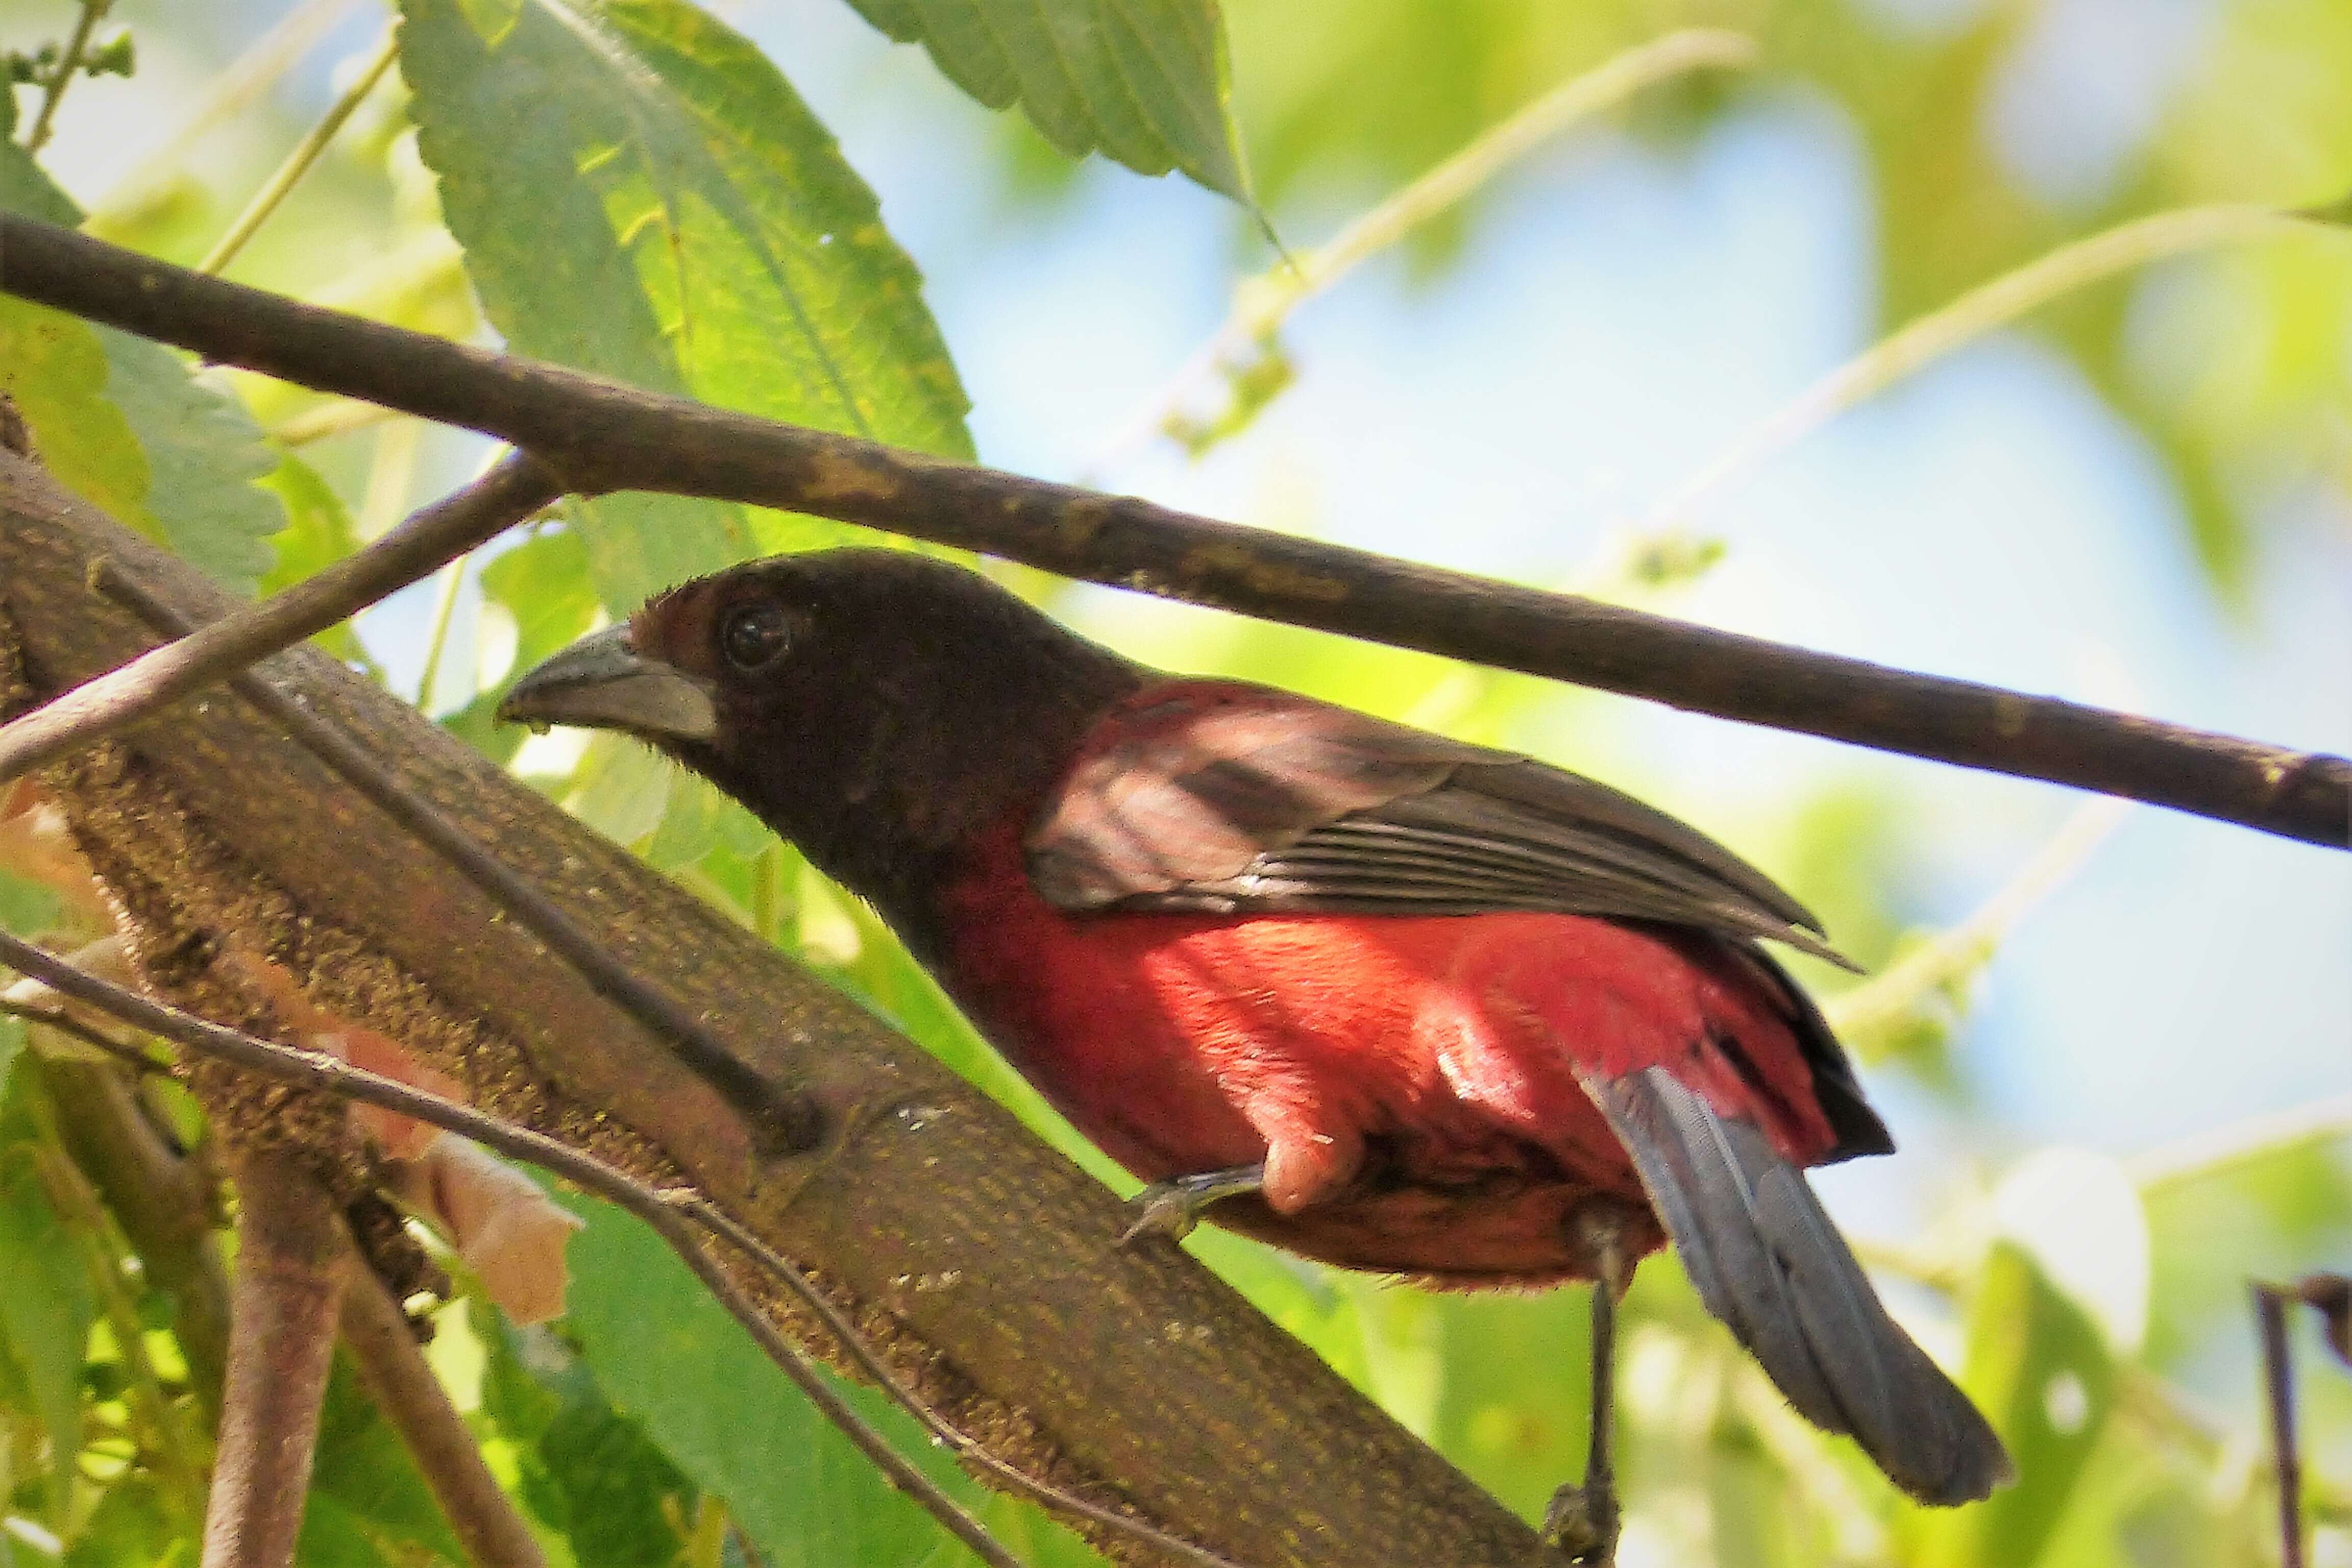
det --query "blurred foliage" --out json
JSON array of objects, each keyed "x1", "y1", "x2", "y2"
[
  {"x1": 0, "y1": 0, "x2": 2345, "y2": 1565},
  {"x1": 1214, "y1": 0, "x2": 2352, "y2": 600}
]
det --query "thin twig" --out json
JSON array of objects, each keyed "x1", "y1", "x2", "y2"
[
  {"x1": 340, "y1": 1262, "x2": 549, "y2": 1568},
  {"x1": 2, "y1": 1001, "x2": 168, "y2": 1070},
  {"x1": 202, "y1": 1149, "x2": 348, "y2": 1568},
  {"x1": 1642, "y1": 204, "x2": 2318, "y2": 532},
  {"x1": 0, "y1": 926, "x2": 1022, "y2": 1568},
  {"x1": 1825, "y1": 795, "x2": 2130, "y2": 1045},
  {"x1": 0, "y1": 450, "x2": 562, "y2": 787},
  {"x1": 415, "y1": 551, "x2": 470, "y2": 709},
  {"x1": 197, "y1": 27, "x2": 401, "y2": 277},
  {"x1": 1086, "y1": 28, "x2": 1757, "y2": 472},
  {"x1": 88, "y1": 0, "x2": 362, "y2": 236},
  {"x1": 2255, "y1": 1283, "x2": 2305, "y2": 1568},
  {"x1": 271, "y1": 396, "x2": 397, "y2": 448},
  {"x1": 22, "y1": 0, "x2": 110, "y2": 154},
  {"x1": 0, "y1": 213, "x2": 2343, "y2": 847},
  {"x1": 2129, "y1": 1095, "x2": 2352, "y2": 1194},
  {"x1": 0, "y1": 928, "x2": 1235, "y2": 1568}
]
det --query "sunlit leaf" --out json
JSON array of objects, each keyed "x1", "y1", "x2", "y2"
[
  {"x1": 305, "y1": 1354, "x2": 467, "y2": 1563},
  {"x1": 2144, "y1": 1141, "x2": 2352, "y2": 1369},
  {"x1": 1920, "y1": 1243, "x2": 2117, "y2": 1568},
  {"x1": 59, "y1": 1474, "x2": 181, "y2": 1568},
  {"x1": 1994, "y1": 1149, "x2": 2151, "y2": 1355},
  {"x1": 0, "y1": 143, "x2": 286, "y2": 597},
  {"x1": 551, "y1": 1192, "x2": 1106, "y2": 1567},
  {"x1": 476, "y1": 1301, "x2": 693, "y2": 1564},
  {"x1": 290, "y1": 1495, "x2": 397, "y2": 1568},
  {"x1": 843, "y1": 0, "x2": 1251, "y2": 201},
  {"x1": 442, "y1": 523, "x2": 603, "y2": 761},
  {"x1": 0, "y1": 1062, "x2": 93, "y2": 1524},
  {"x1": 397, "y1": 0, "x2": 973, "y2": 611},
  {"x1": 1426, "y1": 1290, "x2": 1593, "y2": 1520}
]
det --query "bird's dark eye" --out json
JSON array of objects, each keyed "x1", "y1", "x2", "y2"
[{"x1": 720, "y1": 604, "x2": 793, "y2": 670}]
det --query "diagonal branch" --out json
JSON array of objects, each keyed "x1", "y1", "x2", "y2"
[
  {"x1": 0, "y1": 925, "x2": 1222, "y2": 1568},
  {"x1": 338, "y1": 1258, "x2": 549, "y2": 1568},
  {"x1": 0, "y1": 212, "x2": 2341, "y2": 847}
]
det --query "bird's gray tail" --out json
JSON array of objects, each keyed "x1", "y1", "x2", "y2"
[{"x1": 1589, "y1": 1065, "x2": 2014, "y2": 1504}]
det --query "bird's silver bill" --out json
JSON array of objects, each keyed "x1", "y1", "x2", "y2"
[{"x1": 497, "y1": 626, "x2": 719, "y2": 742}]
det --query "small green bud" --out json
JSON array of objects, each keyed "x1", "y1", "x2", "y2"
[{"x1": 85, "y1": 30, "x2": 136, "y2": 79}]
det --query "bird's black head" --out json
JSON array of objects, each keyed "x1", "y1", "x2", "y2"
[{"x1": 498, "y1": 550, "x2": 1141, "y2": 943}]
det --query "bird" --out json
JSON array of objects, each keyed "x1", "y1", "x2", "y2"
[{"x1": 499, "y1": 548, "x2": 2012, "y2": 1560}]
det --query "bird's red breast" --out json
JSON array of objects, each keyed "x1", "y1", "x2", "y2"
[{"x1": 935, "y1": 793, "x2": 1843, "y2": 1286}]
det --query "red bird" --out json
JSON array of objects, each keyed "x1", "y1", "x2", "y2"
[{"x1": 501, "y1": 550, "x2": 2010, "y2": 1557}]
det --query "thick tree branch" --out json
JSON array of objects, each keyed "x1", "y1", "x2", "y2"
[
  {"x1": 0, "y1": 213, "x2": 2340, "y2": 847},
  {"x1": 338, "y1": 1260, "x2": 550, "y2": 1568},
  {"x1": 0, "y1": 450, "x2": 561, "y2": 785},
  {"x1": 1, "y1": 453, "x2": 1542, "y2": 1568},
  {"x1": 203, "y1": 1149, "x2": 347, "y2": 1568},
  {"x1": 0, "y1": 925, "x2": 1213, "y2": 1568}
]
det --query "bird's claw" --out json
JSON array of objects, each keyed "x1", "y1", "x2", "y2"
[
  {"x1": 1541, "y1": 1484, "x2": 1619, "y2": 1566},
  {"x1": 1118, "y1": 1187, "x2": 1204, "y2": 1246},
  {"x1": 1116, "y1": 1163, "x2": 1265, "y2": 1248}
]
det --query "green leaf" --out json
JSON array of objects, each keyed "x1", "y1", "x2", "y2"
[
  {"x1": 0, "y1": 868, "x2": 63, "y2": 947},
  {"x1": 62, "y1": 1474, "x2": 186, "y2": 1568},
  {"x1": 291, "y1": 1494, "x2": 397, "y2": 1568},
  {"x1": 442, "y1": 522, "x2": 604, "y2": 761},
  {"x1": 305, "y1": 1353, "x2": 468, "y2": 1563},
  {"x1": 93, "y1": 331, "x2": 284, "y2": 598},
  {"x1": 1919, "y1": 1242, "x2": 2117, "y2": 1568},
  {"x1": 555, "y1": 1193, "x2": 993, "y2": 1568},
  {"x1": 0, "y1": 138, "x2": 78, "y2": 226},
  {"x1": 560, "y1": 735, "x2": 674, "y2": 849},
  {"x1": 481, "y1": 526, "x2": 602, "y2": 682},
  {"x1": 0, "y1": 287, "x2": 155, "y2": 535},
  {"x1": 841, "y1": 0, "x2": 1250, "y2": 201},
  {"x1": 1424, "y1": 1288, "x2": 1594, "y2": 1521},
  {"x1": 477, "y1": 1300, "x2": 695, "y2": 1562},
  {"x1": 0, "y1": 1062, "x2": 93, "y2": 1525},
  {"x1": 0, "y1": 141, "x2": 286, "y2": 597},
  {"x1": 397, "y1": 0, "x2": 973, "y2": 611},
  {"x1": 257, "y1": 453, "x2": 381, "y2": 674}
]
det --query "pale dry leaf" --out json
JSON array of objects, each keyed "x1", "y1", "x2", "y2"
[{"x1": 391, "y1": 1133, "x2": 582, "y2": 1325}]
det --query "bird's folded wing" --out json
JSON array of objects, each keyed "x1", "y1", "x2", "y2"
[{"x1": 1025, "y1": 682, "x2": 1847, "y2": 966}]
